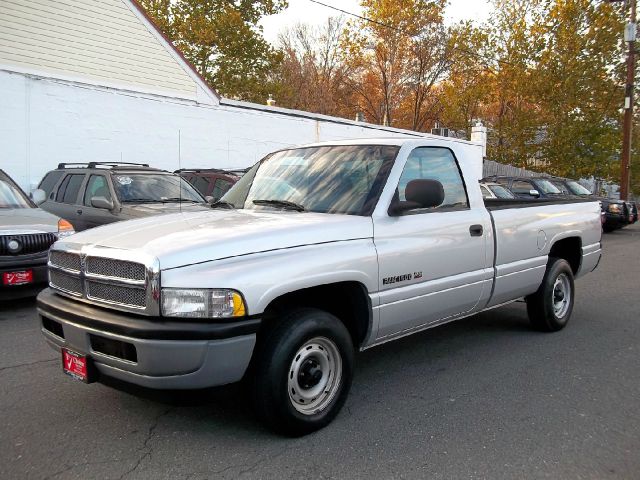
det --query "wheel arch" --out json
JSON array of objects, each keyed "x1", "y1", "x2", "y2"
[
  {"x1": 548, "y1": 236, "x2": 582, "y2": 275},
  {"x1": 259, "y1": 281, "x2": 373, "y2": 349}
]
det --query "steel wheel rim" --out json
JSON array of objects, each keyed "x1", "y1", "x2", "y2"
[
  {"x1": 552, "y1": 273, "x2": 571, "y2": 318},
  {"x1": 288, "y1": 336, "x2": 342, "y2": 415}
]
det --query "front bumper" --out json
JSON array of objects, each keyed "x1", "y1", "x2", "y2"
[
  {"x1": 37, "y1": 288, "x2": 259, "y2": 389},
  {"x1": 0, "y1": 254, "x2": 48, "y2": 299}
]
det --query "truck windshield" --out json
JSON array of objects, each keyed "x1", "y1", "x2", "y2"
[
  {"x1": 566, "y1": 181, "x2": 591, "y2": 196},
  {"x1": 113, "y1": 174, "x2": 204, "y2": 203},
  {"x1": 221, "y1": 145, "x2": 399, "y2": 215},
  {"x1": 0, "y1": 173, "x2": 33, "y2": 209},
  {"x1": 536, "y1": 179, "x2": 562, "y2": 194},
  {"x1": 488, "y1": 184, "x2": 515, "y2": 199}
]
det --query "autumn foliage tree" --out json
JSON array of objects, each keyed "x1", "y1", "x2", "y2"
[
  {"x1": 340, "y1": 0, "x2": 451, "y2": 130},
  {"x1": 138, "y1": 0, "x2": 287, "y2": 102}
]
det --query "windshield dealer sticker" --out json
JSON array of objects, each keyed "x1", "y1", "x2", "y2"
[
  {"x1": 383, "y1": 272, "x2": 422, "y2": 285},
  {"x1": 115, "y1": 176, "x2": 132, "y2": 185}
]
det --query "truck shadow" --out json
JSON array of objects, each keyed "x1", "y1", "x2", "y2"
[{"x1": 99, "y1": 301, "x2": 536, "y2": 436}]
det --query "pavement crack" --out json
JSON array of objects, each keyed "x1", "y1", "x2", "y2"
[
  {"x1": 118, "y1": 406, "x2": 174, "y2": 480},
  {"x1": 0, "y1": 358, "x2": 56, "y2": 373}
]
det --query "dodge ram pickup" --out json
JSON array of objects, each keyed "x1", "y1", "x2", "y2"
[{"x1": 37, "y1": 138, "x2": 602, "y2": 435}]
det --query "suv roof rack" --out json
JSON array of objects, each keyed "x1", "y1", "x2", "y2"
[
  {"x1": 57, "y1": 162, "x2": 151, "y2": 169},
  {"x1": 175, "y1": 167, "x2": 228, "y2": 174},
  {"x1": 175, "y1": 167, "x2": 245, "y2": 176}
]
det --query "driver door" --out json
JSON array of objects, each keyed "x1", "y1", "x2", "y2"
[{"x1": 374, "y1": 147, "x2": 492, "y2": 340}]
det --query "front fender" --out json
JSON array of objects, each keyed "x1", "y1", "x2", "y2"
[{"x1": 159, "y1": 239, "x2": 379, "y2": 315}]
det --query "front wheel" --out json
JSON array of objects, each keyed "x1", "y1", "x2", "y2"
[
  {"x1": 251, "y1": 308, "x2": 354, "y2": 436},
  {"x1": 526, "y1": 257, "x2": 575, "y2": 332}
]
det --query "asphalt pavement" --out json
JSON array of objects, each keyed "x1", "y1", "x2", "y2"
[{"x1": 1, "y1": 225, "x2": 639, "y2": 479}]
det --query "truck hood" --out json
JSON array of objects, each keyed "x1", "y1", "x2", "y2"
[
  {"x1": 57, "y1": 209, "x2": 374, "y2": 269},
  {"x1": 0, "y1": 207, "x2": 59, "y2": 233}
]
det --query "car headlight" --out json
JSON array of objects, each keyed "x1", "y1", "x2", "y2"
[
  {"x1": 161, "y1": 288, "x2": 246, "y2": 318},
  {"x1": 608, "y1": 203, "x2": 622, "y2": 213},
  {"x1": 57, "y1": 219, "x2": 75, "y2": 238}
]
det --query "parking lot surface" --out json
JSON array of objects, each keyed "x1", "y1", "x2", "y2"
[{"x1": 1, "y1": 225, "x2": 639, "y2": 480}]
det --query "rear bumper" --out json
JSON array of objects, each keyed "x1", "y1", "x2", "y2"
[{"x1": 37, "y1": 288, "x2": 259, "y2": 389}]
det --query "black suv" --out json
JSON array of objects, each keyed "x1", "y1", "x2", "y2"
[
  {"x1": 34, "y1": 162, "x2": 210, "y2": 231},
  {"x1": 546, "y1": 178, "x2": 630, "y2": 232},
  {"x1": 486, "y1": 176, "x2": 572, "y2": 200}
]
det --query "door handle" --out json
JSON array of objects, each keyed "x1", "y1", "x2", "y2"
[
  {"x1": 469, "y1": 224, "x2": 483, "y2": 236},
  {"x1": 77, "y1": 209, "x2": 83, "y2": 215}
]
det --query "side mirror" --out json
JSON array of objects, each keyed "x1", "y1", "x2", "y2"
[
  {"x1": 389, "y1": 179, "x2": 445, "y2": 215},
  {"x1": 91, "y1": 196, "x2": 114, "y2": 210},
  {"x1": 529, "y1": 189, "x2": 540, "y2": 198},
  {"x1": 32, "y1": 189, "x2": 46, "y2": 205}
]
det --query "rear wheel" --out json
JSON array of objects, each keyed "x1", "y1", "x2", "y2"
[
  {"x1": 251, "y1": 308, "x2": 354, "y2": 436},
  {"x1": 526, "y1": 257, "x2": 575, "y2": 332}
]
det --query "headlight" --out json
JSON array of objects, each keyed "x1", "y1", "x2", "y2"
[
  {"x1": 161, "y1": 288, "x2": 246, "y2": 318},
  {"x1": 608, "y1": 203, "x2": 622, "y2": 213},
  {"x1": 57, "y1": 219, "x2": 75, "y2": 238}
]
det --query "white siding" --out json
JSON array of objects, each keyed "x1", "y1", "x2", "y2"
[
  {"x1": 0, "y1": 70, "x2": 436, "y2": 192},
  {"x1": 0, "y1": 0, "x2": 199, "y2": 99}
]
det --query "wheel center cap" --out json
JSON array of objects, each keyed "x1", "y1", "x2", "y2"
[{"x1": 298, "y1": 359, "x2": 322, "y2": 389}]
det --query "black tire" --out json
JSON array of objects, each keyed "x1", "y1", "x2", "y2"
[
  {"x1": 251, "y1": 308, "x2": 354, "y2": 436},
  {"x1": 526, "y1": 257, "x2": 575, "y2": 332}
]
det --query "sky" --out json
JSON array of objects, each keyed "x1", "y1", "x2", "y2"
[{"x1": 259, "y1": 0, "x2": 492, "y2": 46}]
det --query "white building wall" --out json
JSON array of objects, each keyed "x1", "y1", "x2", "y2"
[{"x1": 1, "y1": 70, "x2": 429, "y2": 192}]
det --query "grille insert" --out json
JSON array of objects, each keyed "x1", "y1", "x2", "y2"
[
  {"x1": 86, "y1": 257, "x2": 145, "y2": 281},
  {"x1": 86, "y1": 281, "x2": 146, "y2": 308},
  {"x1": 49, "y1": 251, "x2": 81, "y2": 271},
  {"x1": 0, "y1": 233, "x2": 57, "y2": 256},
  {"x1": 49, "y1": 270, "x2": 82, "y2": 295}
]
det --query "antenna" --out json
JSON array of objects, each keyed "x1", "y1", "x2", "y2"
[{"x1": 178, "y1": 129, "x2": 182, "y2": 212}]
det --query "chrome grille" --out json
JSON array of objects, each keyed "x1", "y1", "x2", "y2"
[
  {"x1": 86, "y1": 257, "x2": 145, "y2": 281},
  {"x1": 0, "y1": 233, "x2": 57, "y2": 256},
  {"x1": 49, "y1": 251, "x2": 81, "y2": 271},
  {"x1": 86, "y1": 281, "x2": 146, "y2": 308},
  {"x1": 49, "y1": 270, "x2": 82, "y2": 295},
  {"x1": 47, "y1": 248, "x2": 157, "y2": 314}
]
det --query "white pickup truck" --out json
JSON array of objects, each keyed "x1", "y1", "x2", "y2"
[{"x1": 37, "y1": 138, "x2": 602, "y2": 435}]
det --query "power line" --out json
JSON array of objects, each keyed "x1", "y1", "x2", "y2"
[{"x1": 306, "y1": 0, "x2": 515, "y2": 69}]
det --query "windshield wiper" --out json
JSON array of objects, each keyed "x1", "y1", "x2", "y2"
[
  {"x1": 159, "y1": 197, "x2": 201, "y2": 203},
  {"x1": 210, "y1": 200, "x2": 235, "y2": 209},
  {"x1": 121, "y1": 198, "x2": 162, "y2": 203},
  {"x1": 252, "y1": 199, "x2": 305, "y2": 212}
]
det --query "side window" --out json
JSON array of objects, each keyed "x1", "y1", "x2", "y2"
[
  {"x1": 38, "y1": 171, "x2": 63, "y2": 196},
  {"x1": 480, "y1": 185, "x2": 492, "y2": 199},
  {"x1": 212, "y1": 178, "x2": 233, "y2": 199},
  {"x1": 511, "y1": 180, "x2": 533, "y2": 194},
  {"x1": 84, "y1": 175, "x2": 111, "y2": 206},
  {"x1": 397, "y1": 147, "x2": 468, "y2": 211},
  {"x1": 56, "y1": 174, "x2": 85, "y2": 204},
  {"x1": 191, "y1": 175, "x2": 210, "y2": 196}
]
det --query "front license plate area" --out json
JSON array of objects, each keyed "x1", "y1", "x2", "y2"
[
  {"x1": 2, "y1": 270, "x2": 33, "y2": 286},
  {"x1": 62, "y1": 349, "x2": 94, "y2": 383}
]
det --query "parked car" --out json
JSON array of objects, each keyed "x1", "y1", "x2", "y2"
[
  {"x1": 485, "y1": 176, "x2": 571, "y2": 200},
  {"x1": 479, "y1": 181, "x2": 516, "y2": 199},
  {"x1": 33, "y1": 162, "x2": 211, "y2": 231},
  {"x1": 626, "y1": 200, "x2": 638, "y2": 224},
  {"x1": 175, "y1": 168, "x2": 240, "y2": 201},
  {"x1": 37, "y1": 138, "x2": 602, "y2": 435},
  {"x1": 0, "y1": 169, "x2": 74, "y2": 300},
  {"x1": 546, "y1": 178, "x2": 629, "y2": 232}
]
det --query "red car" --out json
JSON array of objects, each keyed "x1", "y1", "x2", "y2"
[{"x1": 176, "y1": 168, "x2": 245, "y2": 201}]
